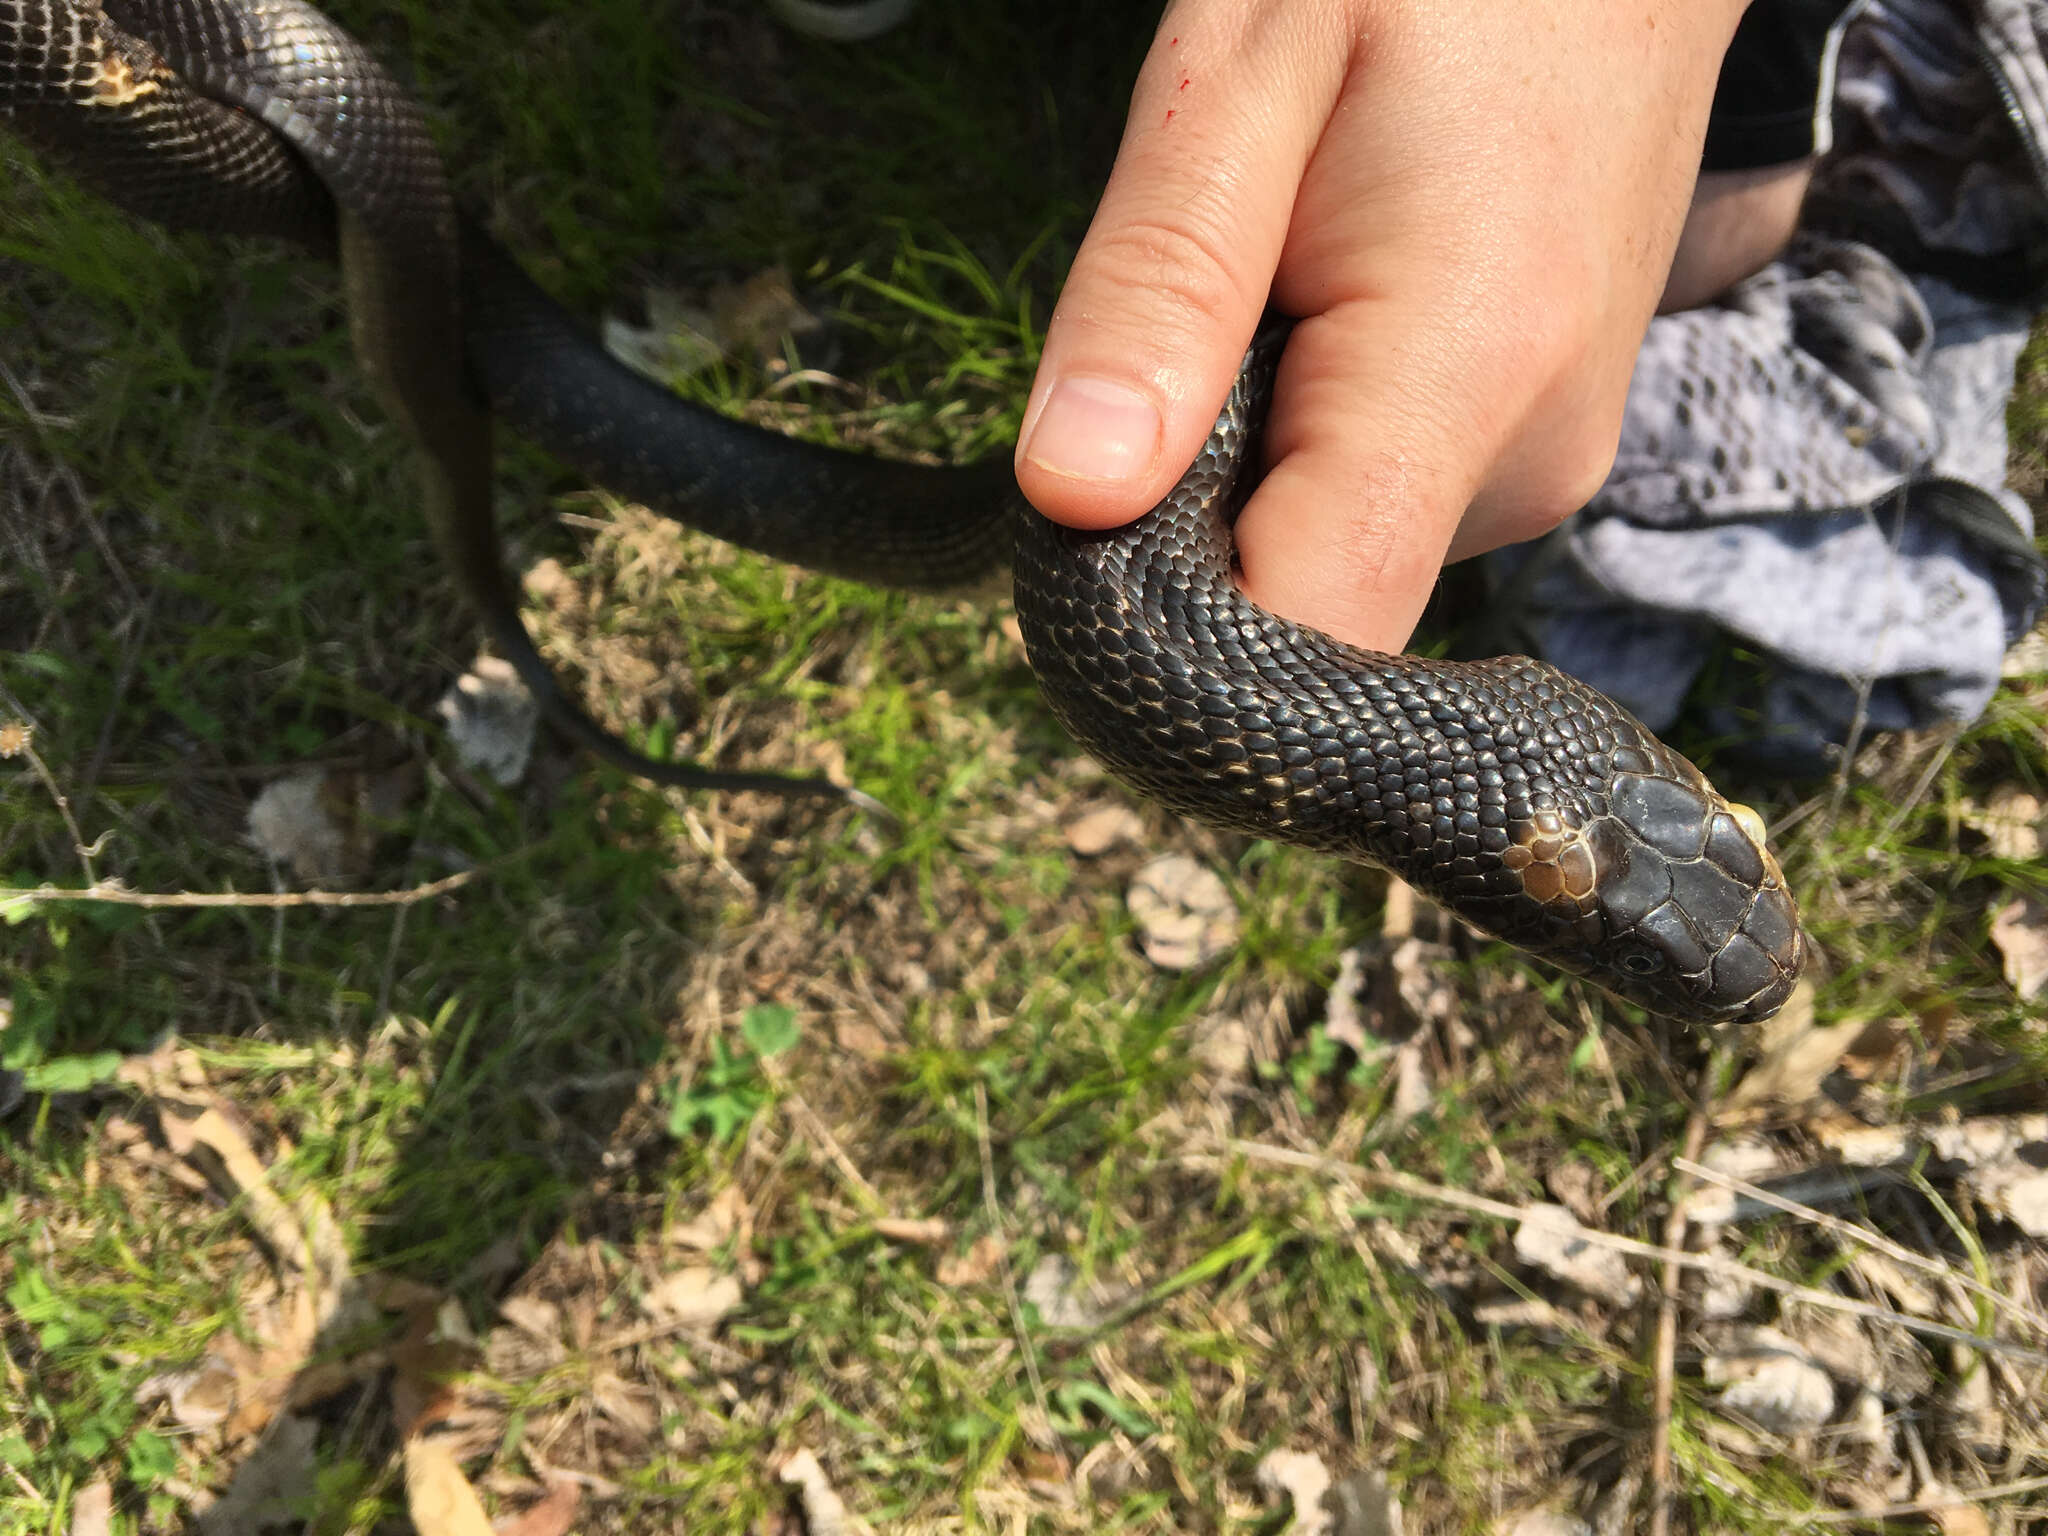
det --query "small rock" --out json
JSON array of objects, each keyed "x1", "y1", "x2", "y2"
[
  {"x1": 1704, "y1": 1326, "x2": 1836, "y2": 1435},
  {"x1": 1512, "y1": 1204, "x2": 1640, "y2": 1307},
  {"x1": 638, "y1": 1266, "x2": 742, "y2": 1328},
  {"x1": 1021, "y1": 1254, "x2": 1109, "y2": 1329}
]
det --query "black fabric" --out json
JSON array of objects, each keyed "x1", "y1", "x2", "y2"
[{"x1": 1703, "y1": 0, "x2": 1858, "y2": 170}]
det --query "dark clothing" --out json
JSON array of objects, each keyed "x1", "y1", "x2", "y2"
[{"x1": 1704, "y1": 0, "x2": 1863, "y2": 169}]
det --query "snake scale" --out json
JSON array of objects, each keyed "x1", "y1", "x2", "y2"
[{"x1": 0, "y1": 0, "x2": 1806, "y2": 1023}]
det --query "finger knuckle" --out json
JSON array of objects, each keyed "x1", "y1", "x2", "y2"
[{"x1": 1086, "y1": 209, "x2": 1251, "y2": 335}]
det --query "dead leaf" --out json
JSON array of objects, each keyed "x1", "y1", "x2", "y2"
[
  {"x1": 664, "y1": 1185, "x2": 747, "y2": 1253},
  {"x1": 403, "y1": 1436, "x2": 495, "y2": 1536},
  {"x1": 2003, "y1": 629, "x2": 2048, "y2": 679},
  {"x1": 778, "y1": 1448, "x2": 869, "y2": 1536},
  {"x1": 437, "y1": 655, "x2": 537, "y2": 786},
  {"x1": 639, "y1": 1266, "x2": 743, "y2": 1328},
  {"x1": 590, "y1": 1370, "x2": 657, "y2": 1440},
  {"x1": 499, "y1": 1295, "x2": 561, "y2": 1342},
  {"x1": 1963, "y1": 786, "x2": 2045, "y2": 861},
  {"x1": 496, "y1": 1474, "x2": 582, "y2": 1536},
  {"x1": 1257, "y1": 1451, "x2": 1334, "y2": 1536},
  {"x1": 1722, "y1": 982, "x2": 1876, "y2": 1119},
  {"x1": 833, "y1": 1016, "x2": 894, "y2": 1057},
  {"x1": 1966, "y1": 1158, "x2": 2048, "y2": 1237},
  {"x1": 936, "y1": 1231, "x2": 1006, "y2": 1288},
  {"x1": 1512, "y1": 1204, "x2": 1640, "y2": 1307},
  {"x1": 1127, "y1": 853, "x2": 1239, "y2": 970},
  {"x1": 1990, "y1": 896, "x2": 2048, "y2": 999},
  {"x1": 1063, "y1": 802, "x2": 1145, "y2": 856},
  {"x1": 389, "y1": 1291, "x2": 483, "y2": 1443},
  {"x1": 521, "y1": 557, "x2": 581, "y2": 618},
  {"x1": 146, "y1": 1353, "x2": 239, "y2": 1434},
  {"x1": 1921, "y1": 1484, "x2": 1991, "y2": 1536},
  {"x1": 69, "y1": 1479, "x2": 111, "y2": 1536}
]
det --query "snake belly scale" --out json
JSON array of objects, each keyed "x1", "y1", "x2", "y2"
[{"x1": 0, "y1": 0, "x2": 1806, "y2": 1023}]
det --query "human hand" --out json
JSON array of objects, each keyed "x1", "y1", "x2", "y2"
[{"x1": 1015, "y1": 0, "x2": 1749, "y2": 652}]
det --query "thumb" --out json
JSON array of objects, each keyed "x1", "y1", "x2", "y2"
[{"x1": 1015, "y1": 8, "x2": 1345, "y2": 530}]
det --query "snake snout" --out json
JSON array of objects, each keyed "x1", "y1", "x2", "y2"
[{"x1": 1579, "y1": 772, "x2": 1806, "y2": 1022}]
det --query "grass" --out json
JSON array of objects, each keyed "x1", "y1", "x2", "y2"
[{"x1": 4, "y1": 2, "x2": 2048, "y2": 1532}]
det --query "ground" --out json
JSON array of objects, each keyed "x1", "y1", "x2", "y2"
[{"x1": 2, "y1": 3, "x2": 2047, "y2": 1533}]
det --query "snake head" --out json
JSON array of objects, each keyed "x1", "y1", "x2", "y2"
[
  {"x1": 1491, "y1": 752, "x2": 1805, "y2": 1024},
  {"x1": 1575, "y1": 765, "x2": 1804, "y2": 1023}
]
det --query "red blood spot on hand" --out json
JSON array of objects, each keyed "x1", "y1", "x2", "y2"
[
  {"x1": 1179, "y1": 78, "x2": 1189, "y2": 89},
  {"x1": 1165, "y1": 108, "x2": 1176, "y2": 122}
]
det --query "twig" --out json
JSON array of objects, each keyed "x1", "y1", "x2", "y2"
[
  {"x1": 6, "y1": 728, "x2": 99, "y2": 887},
  {"x1": 976, "y1": 1081, "x2": 1051, "y2": 1432},
  {"x1": 1674, "y1": 1155, "x2": 2048, "y2": 1337},
  {"x1": 1786, "y1": 1473, "x2": 2048, "y2": 1523},
  {"x1": 0, "y1": 866, "x2": 486, "y2": 915},
  {"x1": 766, "y1": 1063, "x2": 886, "y2": 1217},
  {"x1": 1216, "y1": 1138, "x2": 2048, "y2": 1365},
  {"x1": 1649, "y1": 1041, "x2": 1729, "y2": 1536}
]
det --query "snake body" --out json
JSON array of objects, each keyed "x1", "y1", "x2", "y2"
[{"x1": 0, "y1": 0, "x2": 1806, "y2": 1022}]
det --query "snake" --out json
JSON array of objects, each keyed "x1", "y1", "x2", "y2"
[{"x1": 0, "y1": 0, "x2": 1806, "y2": 1024}]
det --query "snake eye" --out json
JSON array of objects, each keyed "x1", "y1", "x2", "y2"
[{"x1": 1619, "y1": 949, "x2": 1666, "y2": 977}]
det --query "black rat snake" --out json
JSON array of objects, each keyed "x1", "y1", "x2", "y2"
[{"x1": 0, "y1": 0, "x2": 1806, "y2": 1022}]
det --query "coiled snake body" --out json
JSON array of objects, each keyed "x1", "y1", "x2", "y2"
[{"x1": 0, "y1": 0, "x2": 1806, "y2": 1022}]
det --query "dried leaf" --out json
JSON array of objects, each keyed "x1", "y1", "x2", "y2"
[
  {"x1": 1990, "y1": 896, "x2": 2048, "y2": 999},
  {"x1": 936, "y1": 1231, "x2": 1006, "y2": 1288},
  {"x1": 1963, "y1": 786, "x2": 2045, "y2": 861},
  {"x1": 1256, "y1": 1451, "x2": 1334, "y2": 1536},
  {"x1": 778, "y1": 1448, "x2": 869, "y2": 1536},
  {"x1": 69, "y1": 1479, "x2": 112, "y2": 1536},
  {"x1": 402, "y1": 1436, "x2": 495, "y2": 1536},
  {"x1": 1127, "y1": 853, "x2": 1239, "y2": 970},
  {"x1": 1722, "y1": 983, "x2": 1873, "y2": 1118},
  {"x1": 497, "y1": 1475, "x2": 582, "y2": 1536},
  {"x1": 437, "y1": 655, "x2": 537, "y2": 786},
  {"x1": 664, "y1": 1185, "x2": 747, "y2": 1253},
  {"x1": 1063, "y1": 802, "x2": 1145, "y2": 856},
  {"x1": 499, "y1": 1295, "x2": 561, "y2": 1342},
  {"x1": 1922, "y1": 1484, "x2": 1991, "y2": 1536},
  {"x1": 639, "y1": 1266, "x2": 743, "y2": 1328},
  {"x1": 590, "y1": 1370, "x2": 657, "y2": 1439},
  {"x1": 1512, "y1": 1204, "x2": 1640, "y2": 1307},
  {"x1": 151, "y1": 1353, "x2": 239, "y2": 1434},
  {"x1": 833, "y1": 1017, "x2": 894, "y2": 1058}
]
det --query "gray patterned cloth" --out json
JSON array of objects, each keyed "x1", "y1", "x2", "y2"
[{"x1": 1486, "y1": 0, "x2": 2048, "y2": 773}]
